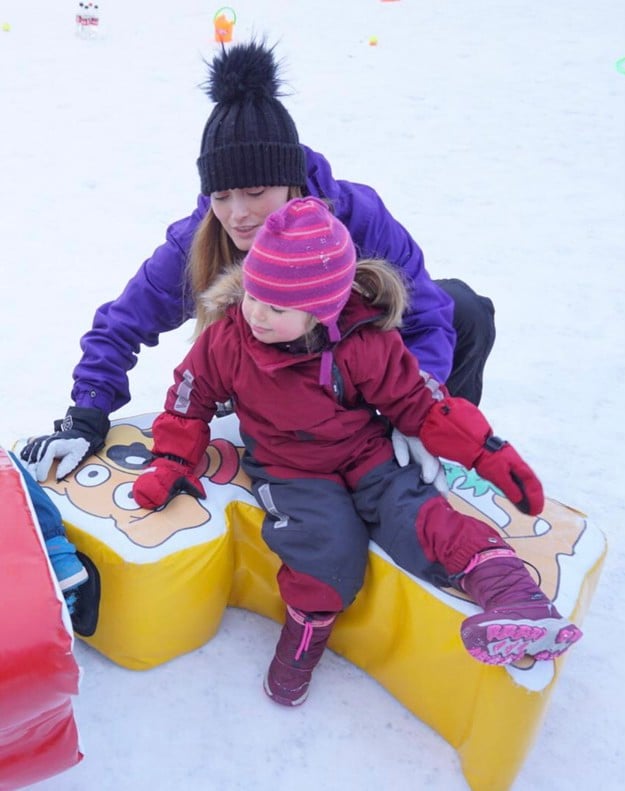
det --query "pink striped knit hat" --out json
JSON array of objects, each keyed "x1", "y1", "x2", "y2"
[
  {"x1": 242, "y1": 197, "x2": 356, "y2": 338},
  {"x1": 243, "y1": 197, "x2": 356, "y2": 384}
]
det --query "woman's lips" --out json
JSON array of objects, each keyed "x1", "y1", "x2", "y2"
[{"x1": 233, "y1": 225, "x2": 258, "y2": 238}]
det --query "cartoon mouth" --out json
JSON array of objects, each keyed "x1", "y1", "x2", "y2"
[{"x1": 128, "y1": 510, "x2": 163, "y2": 524}]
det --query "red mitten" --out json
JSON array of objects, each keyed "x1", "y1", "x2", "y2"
[
  {"x1": 419, "y1": 397, "x2": 544, "y2": 515},
  {"x1": 151, "y1": 411, "x2": 210, "y2": 466},
  {"x1": 133, "y1": 456, "x2": 206, "y2": 510}
]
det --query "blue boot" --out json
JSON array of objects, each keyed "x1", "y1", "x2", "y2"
[{"x1": 45, "y1": 535, "x2": 89, "y2": 593}]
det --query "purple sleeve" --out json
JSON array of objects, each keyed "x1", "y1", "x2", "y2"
[
  {"x1": 71, "y1": 196, "x2": 210, "y2": 415},
  {"x1": 303, "y1": 146, "x2": 456, "y2": 383}
]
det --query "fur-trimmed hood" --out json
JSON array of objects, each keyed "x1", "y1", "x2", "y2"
[{"x1": 198, "y1": 265, "x2": 245, "y2": 328}]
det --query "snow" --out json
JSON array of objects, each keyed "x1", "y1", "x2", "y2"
[{"x1": 1, "y1": 1, "x2": 624, "y2": 789}]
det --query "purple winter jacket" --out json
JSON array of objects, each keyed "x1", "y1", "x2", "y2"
[{"x1": 72, "y1": 145, "x2": 456, "y2": 416}]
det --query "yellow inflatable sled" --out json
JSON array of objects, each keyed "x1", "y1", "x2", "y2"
[{"x1": 37, "y1": 413, "x2": 605, "y2": 791}]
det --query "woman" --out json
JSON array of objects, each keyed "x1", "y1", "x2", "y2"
[{"x1": 21, "y1": 40, "x2": 495, "y2": 483}]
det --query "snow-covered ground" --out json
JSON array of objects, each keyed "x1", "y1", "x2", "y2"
[{"x1": 1, "y1": 1, "x2": 624, "y2": 789}]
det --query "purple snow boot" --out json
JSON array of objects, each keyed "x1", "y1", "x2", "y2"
[
  {"x1": 264, "y1": 606, "x2": 337, "y2": 707},
  {"x1": 460, "y1": 549, "x2": 582, "y2": 665}
]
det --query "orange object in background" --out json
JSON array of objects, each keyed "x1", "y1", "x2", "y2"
[
  {"x1": 214, "y1": 7, "x2": 236, "y2": 43},
  {"x1": 0, "y1": 449, "x2": 82, "y2": 791}
]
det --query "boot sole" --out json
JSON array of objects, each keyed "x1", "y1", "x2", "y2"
[
  {"x1": 263, "y1": 671, "x2": 309, "y2": 707},
  {"x1": 461, "y1": 615, "x2": 583, "y2": 665},
  {"x1": 58, "y1": 566, "x2": 89, "y2": 592}
]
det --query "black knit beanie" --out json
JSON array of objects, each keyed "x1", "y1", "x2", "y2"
[{"x1": 197, "y1": 40, "x2": 306, "y2": 195}]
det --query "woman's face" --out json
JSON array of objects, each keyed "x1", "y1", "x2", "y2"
[{"x1": 211, "y1": 186, "x2": 290, "y2": 251}]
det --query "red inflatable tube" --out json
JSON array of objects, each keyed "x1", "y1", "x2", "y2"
[{"x1": 0, "y1": 449, "x2": 83, "y2": 790}]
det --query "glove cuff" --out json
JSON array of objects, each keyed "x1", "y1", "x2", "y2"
[
  {"x1": 151, "y1": 412, "x2": 210, "y2": 468},
  {"x1": 156, "y1": 452, "x2": 194, "y2": 467},
  {"x1": 483, "y1": 435, "x2": 508, "y2": 453},
  {"x1": 419, "y1": 397, "x2": 492, "y2": 469},
  {"x1": 55, "y1": 406, "x2": 111, "y2": 443}
]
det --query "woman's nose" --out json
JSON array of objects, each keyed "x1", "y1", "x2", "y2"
[{"x1": 230, "y1": 196, "x2": 250, "y2": 220}]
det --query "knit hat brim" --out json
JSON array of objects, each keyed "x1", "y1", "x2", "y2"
[{"x1": 198, "y1": 141, "x2": 306, "y2": 194}]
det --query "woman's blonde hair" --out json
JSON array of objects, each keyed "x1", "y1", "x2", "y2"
[{"x1": 186, "y1": 186, "x2": 303, "y2": 336}]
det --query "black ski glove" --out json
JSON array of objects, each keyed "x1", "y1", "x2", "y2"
[{"x1": 20, "y1": 406, "x2": 111, "y2": 482}]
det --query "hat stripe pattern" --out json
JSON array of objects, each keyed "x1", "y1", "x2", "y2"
[{"x1": 242, "y1": 198, "x2": 356, "y2": 323}]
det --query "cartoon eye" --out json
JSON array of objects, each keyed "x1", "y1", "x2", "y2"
[
  {"x1": 533, "y1": 517, "x2": 551, "y2": 537},
  {"x1": 75, "y1": 463, "x2": 111, "y2": 487},
  {"x1": 113, "y1": 481, "x2": 142, "y2": 511}
]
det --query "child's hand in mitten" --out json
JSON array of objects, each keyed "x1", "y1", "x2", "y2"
[
  {"x1": 419, "y1": 397, "x2": 544, "y2": 515},
  {"x1": 133, "y1": 456, "x2": 206, "y2": 510}
]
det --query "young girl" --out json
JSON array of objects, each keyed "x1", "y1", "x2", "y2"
[{"x1": 133, "y1": 197, "x2": 581, "y2": 707}]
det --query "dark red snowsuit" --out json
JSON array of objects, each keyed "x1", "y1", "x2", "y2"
[{"x1": 151, "y1": 285, "x2": 507, "y2": 612}]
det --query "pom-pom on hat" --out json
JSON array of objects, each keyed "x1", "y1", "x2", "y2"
[
  {"x1": 242, "y1": 197, "x2": 356, "y2": 358},
  {"x1": 197, "y1": 40, "x2": 307, "y2": 195}
]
